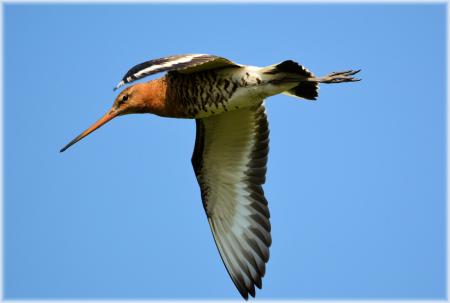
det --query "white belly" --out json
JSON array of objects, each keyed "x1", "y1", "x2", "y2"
[{"x1": 194, "y1": 66, "x2": 288, "y2": 119}]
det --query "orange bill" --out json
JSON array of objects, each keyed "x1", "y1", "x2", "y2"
[{"x1": 60, "y1": 109, "x2": 117, "y2": 153}]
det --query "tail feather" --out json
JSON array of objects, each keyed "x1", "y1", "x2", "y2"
[
  {"x1": 283, "y1": 82, "x2": 318, "y2": 100},
  {"x1": 286, "y1": 69, "x2": 360, "y2": 100},
  {"x1": 263, "y1": 60, "x2": 313, "y2": 78},
  {"x1": 263, "y1": 60, "x2": 319, "y2": 100},
  {"x1": 262, "y1": 59, "x2": 360, "y2": 101}
]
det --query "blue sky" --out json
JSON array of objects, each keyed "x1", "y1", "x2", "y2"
[{"x1": 4, "y1": 3, "x2": 446, "y2": 299}]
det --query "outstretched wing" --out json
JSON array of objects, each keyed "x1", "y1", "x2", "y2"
[
  {"x1": 192, "y1": 103, "x2": 271, "y2": 300},
  {"x1": 115, "y1": 54, "x2": 241, "y2": 90}
]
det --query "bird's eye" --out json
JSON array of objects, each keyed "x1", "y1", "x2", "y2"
[{"x1": 118, "y1": 95, "x2": 128, "y2": 106}]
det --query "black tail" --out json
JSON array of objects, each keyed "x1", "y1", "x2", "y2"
[
  {"x1": 265, "y1": 60, "x2": 313, "y2": 78},
  {"x1": 266, "y1": 60, "x2": 361, "y2": 101}
]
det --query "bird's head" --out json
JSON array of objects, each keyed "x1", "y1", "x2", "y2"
[
  {"x1": 111, "y1": 84, "x2": 152, "y2": 116},
  {"x1": 60, "y1": 81, "x2": 166, "y2": 153}
]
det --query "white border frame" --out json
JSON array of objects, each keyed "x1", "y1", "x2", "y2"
[{"x1": 0, "y1": 1, "x2": 447, "y2": 302}]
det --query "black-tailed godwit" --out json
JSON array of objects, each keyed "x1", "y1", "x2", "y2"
[{"x1": 60, "y1": 54, "x2": 360, "y2": 299}]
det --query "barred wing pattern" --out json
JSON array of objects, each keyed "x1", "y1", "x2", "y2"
[
  {"x1": 115, "y1": 54, "x2": 240, "y2": 90},
  {"x1": 192, "y1": 103, "x2": 271, "y2": 299}
]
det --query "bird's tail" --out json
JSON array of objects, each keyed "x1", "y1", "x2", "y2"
[{"x1": 262, "y1": 60, "x2": 361, "y2": 100}]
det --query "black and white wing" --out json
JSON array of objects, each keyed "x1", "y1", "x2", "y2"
[
  {"x1": 115, "y1": 54, "x2": 241, "y2": 90},
  {"x1": 192, "y1": 103, "x2": 271, "y2": 300}
]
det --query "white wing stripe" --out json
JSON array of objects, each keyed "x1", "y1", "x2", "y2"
[
  {"x1": 115, "y1": 53, "x2": 241, "y2": 90},
  {"x1": 133, "y1": 55, "x2": 201, "y2": 78}
]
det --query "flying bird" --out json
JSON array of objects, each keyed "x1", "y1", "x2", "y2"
[{"x1": 60, "y1": 54, "x2": 360, "y2": 299}]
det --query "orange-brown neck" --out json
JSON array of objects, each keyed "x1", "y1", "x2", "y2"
[
  {"x1": 138, "y1": 79, "x2": 169, "y2": 116},
  {"x1": 132, "y1": 78, "x2": 190, "y2": 118}
]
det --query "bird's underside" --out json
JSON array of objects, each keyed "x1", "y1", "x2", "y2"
[{"x1": 62, "y1": 54, "x2": 360, "y2": 299}]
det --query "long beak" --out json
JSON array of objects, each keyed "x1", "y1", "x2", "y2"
[{"x1": 60, "y1": 109, "x2": 118, "y2": 153}]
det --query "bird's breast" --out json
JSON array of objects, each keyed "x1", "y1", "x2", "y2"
[{"x1": 165, "y1": 67, "x2": 267, "y2": 119}]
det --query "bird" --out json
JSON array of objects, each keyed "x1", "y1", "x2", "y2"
[{"x1": 60, "y1": 54, "x2": 360, "y2": 299}]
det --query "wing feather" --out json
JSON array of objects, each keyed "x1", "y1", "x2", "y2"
[
  {"x1": 115, "y1": 54, "x2": 240, "y2": 90},
  {"x1": 192, "y1": 103, "x2": 270, "y2": 299}
]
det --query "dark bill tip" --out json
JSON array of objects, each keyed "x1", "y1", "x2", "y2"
[{"x1": 59, "y1": 110, "x2": 117, "y2": 153}]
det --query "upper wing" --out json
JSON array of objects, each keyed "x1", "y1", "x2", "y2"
[
  {"x1": 114, "y1": 54, "x2": 241, "y2": 90},
  {"x1": 192, "y1": 103, "x2": 271, "y2": 299}
]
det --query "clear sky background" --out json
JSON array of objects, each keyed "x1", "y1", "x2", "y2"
[{"x1": 4, "y1": 3, "x2": 446, "y2": 300}]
